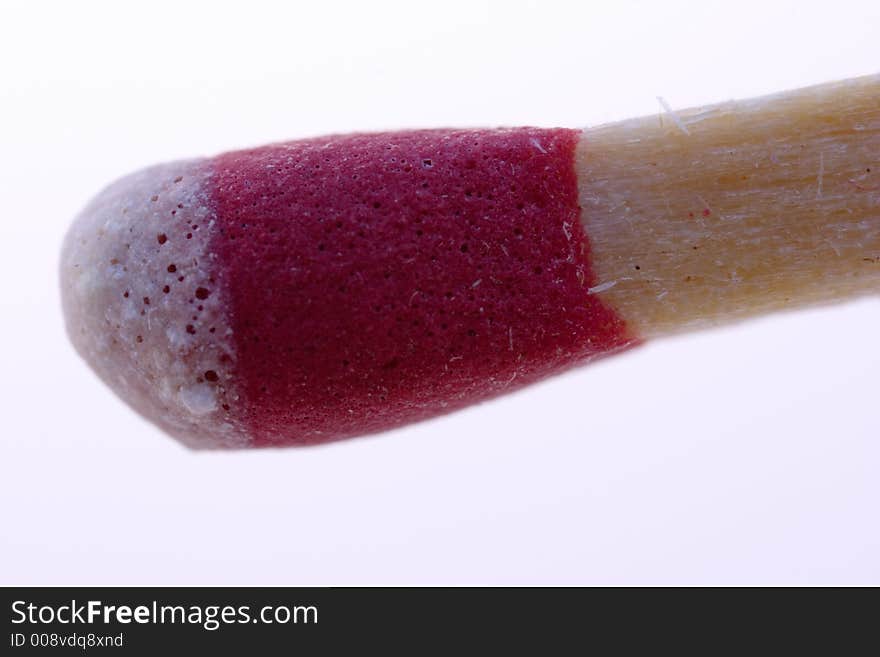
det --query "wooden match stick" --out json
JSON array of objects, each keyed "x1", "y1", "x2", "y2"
[
  {"x1": 61, "y1": 74, "x2": 880, "y2": 447},
  {"x1": 579, "y1": 74, "x2": 880, "y2": 337}
]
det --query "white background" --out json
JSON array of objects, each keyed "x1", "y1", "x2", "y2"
[{"x1": 1, "y1": 0, "x2": 878, "y2": 585}]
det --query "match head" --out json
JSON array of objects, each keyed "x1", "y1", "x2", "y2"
[{"x1": 61, "y1": 129, "x2": 635, "y2": 448}]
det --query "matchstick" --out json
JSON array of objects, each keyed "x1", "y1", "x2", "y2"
[{"x1": 61, "y1": 74, "x2": 880, "y2": 448}]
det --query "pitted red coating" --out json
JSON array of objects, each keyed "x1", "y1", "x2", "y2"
[{"x1": 210, "y1": 128, "x2": 634, "y2": 446}]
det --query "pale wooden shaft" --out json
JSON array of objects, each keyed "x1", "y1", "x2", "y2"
[{"x1": 578, "y1": 74, "x2": 880, "y2": 337}]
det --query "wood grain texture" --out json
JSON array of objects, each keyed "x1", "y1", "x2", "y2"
[{"x1": 578, "y1": 74, "x2": 880, "y2": 337}]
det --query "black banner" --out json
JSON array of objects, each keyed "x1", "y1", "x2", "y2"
[{"x1": 1, "y1": 587, "x2": 875, "y2": 653}]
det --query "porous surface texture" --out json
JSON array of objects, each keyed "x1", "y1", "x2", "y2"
[
  {"x1": 211, "y1": 128, "x2": 633, "y2": 446},
  {"x1": 61, "y1": 160, "x2": 247, "y2": 448}
]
